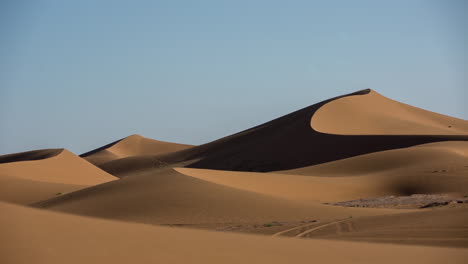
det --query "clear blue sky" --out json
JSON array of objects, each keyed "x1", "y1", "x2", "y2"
[{"x1": 1, "y1": 0, "x2": 466, "y2": 155}]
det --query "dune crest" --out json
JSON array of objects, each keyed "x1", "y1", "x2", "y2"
[
  {"x1": 81, "y1": 134, "x2": 193, "y2": 166},
  {"x1": 311, "y1": 90, "x2": 468, "y2": 135}
]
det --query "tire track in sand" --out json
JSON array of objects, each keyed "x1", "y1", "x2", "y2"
[{"x1": 272, "y1": 218, "x2": 350, "y2": 238}]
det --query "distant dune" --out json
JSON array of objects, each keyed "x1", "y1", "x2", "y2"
[
  {"x1": 81, "y1": 134, "x2": 193, "y2": 166},
  {"x1": 2, "y1": 89, "x2": 468, "y2": 263},
  {"x1": 0, "y1": 149, "x2": 116, "y2": 204}
]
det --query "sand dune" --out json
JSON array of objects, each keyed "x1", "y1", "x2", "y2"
[
  {"x1": 0, "y1": 149, "x2": 116, "y2": 204},
  {"x1": 177, "y1": 142, "x2": 468, "y2": 201},
  {"x1": 81, "y1": 134, "x2": 193, "y2": 166},
  {"x1": 312, "y1": 90, "x2": 468, "y2": 135},
  {"x1": 35, "y1": 167, "x2": 403, "y2": 225},
  {"x1": 0, "y1": 149, "x2": 116, "y2": 185},
  {"x1": 135, "y1": 89, "x2": 468, "y2": 172},
  {"x1": 3, "y1": 89, "x2": 468, "y2": 262},
  {"x1": 3, "y1": 202, "x2": 467, "y2": 264}
]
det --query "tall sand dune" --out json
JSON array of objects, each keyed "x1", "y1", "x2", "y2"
[
  {"x1": 3, "y1": 202, "x2": 467, "y2": 264},
  {"x1": 0, "y1": 149, "x2": 116, "y2": 204},
  {"x1": 80, "y1": 134, "x2": 193, "y2": 166},
  {"x1": 141, "y1": 89, "x2": 468, "y2": 172}
]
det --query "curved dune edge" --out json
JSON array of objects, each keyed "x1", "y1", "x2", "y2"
[
  {"x1": 311, "y1": 90, "x2": 468, "y2": 135},
  {"x1": 81, "y1": 134, "x2": 193, "y2": 166},
  {"x1": 277, "y1": 141, "x2": 468, "y2": 177},
  {"x1": 2, "y1": 202, "x2": 467, "y2": 264},
  {"x1": 0, "y1": 149, "x2": 116, "y2": 186},
  {"x1": 0, "y1": 149, "x2": 64, "y2": 164},
  {"x1": 175, "y1": 167, "x2": 468, "y2": 204}
]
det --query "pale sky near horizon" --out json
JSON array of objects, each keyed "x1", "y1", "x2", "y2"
[{"x1": 1, "y1": 0, "x2": 467, "y2": 155}]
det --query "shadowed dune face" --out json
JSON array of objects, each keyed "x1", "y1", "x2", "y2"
[
  {"x1": 80, "y1": 134, "x2": 193, "y2": 166},
  {"x1": 146, "y1": 89, "x2": 468, "y2": 172}
]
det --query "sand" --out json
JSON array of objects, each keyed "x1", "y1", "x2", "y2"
[
  {"x1": 312, "y1": 90, "x2": 468, "y2": 135},
  {"x1": 2, "y1": 201, "x2": 467, "y2": 264},
  {"x1": 81, "y1": 134, "x2": 193, "y2": 166},
  {"x1": 0, "y1": 149, "x2": 116, "y2": 204},
  {"x1": 2, "y1": 89, "x2": 468, "y2": 263}
]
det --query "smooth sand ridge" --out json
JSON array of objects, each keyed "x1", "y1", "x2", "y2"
[
  {"x1": 3, "y1": 202, "x2": 467, "y2": 264},
  {"x1": 175, "y1": 159, "x2": 468, "y2": 204},
  {"x1": 35, "y1": 167, "x2": 404, "y2": 225},
  {"x1": 312, "y1": 90, "x2": 468, "y2": 135},
  {"x1": 139, "y1": 89, "x2": 468, "y2": 173},
  {"x1": 278, "y1": 141, "x2": 468, "y2": 177},
  {"x1": 0, "y1": 149, "x2": 116, "y2": 204},
  {"x1": 80, "y1": 134, "x2": 193, "y2": 166}
]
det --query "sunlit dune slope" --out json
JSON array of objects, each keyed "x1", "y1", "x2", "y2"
[
  {"x1": 2, "y1": 202, "x2": 467, "y2": 264},
  {"x1": 0, "y1": 175, "x2": 85, "y2": 204},
  {"x1": 0, "y1": 149, "x2": 116, "y2": 185},
  {"x1": 176, "y1": 150, "x2": 468, "y2": 203},
  {"x1": 143, "y1": 89, "x2": 468, "y2": 172},
  {"x1": 0, "y1": 149, "x2": 116, "y2": 203},
  {"x1": 312, "y1": 90, "x2": 468, "y2": 135},
  {"x1": 35, "y1": 168, "x2": 401, "y2": 225},
  {"x1": 80, "y1": 134, "x2": 193, "y2": 166}
]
